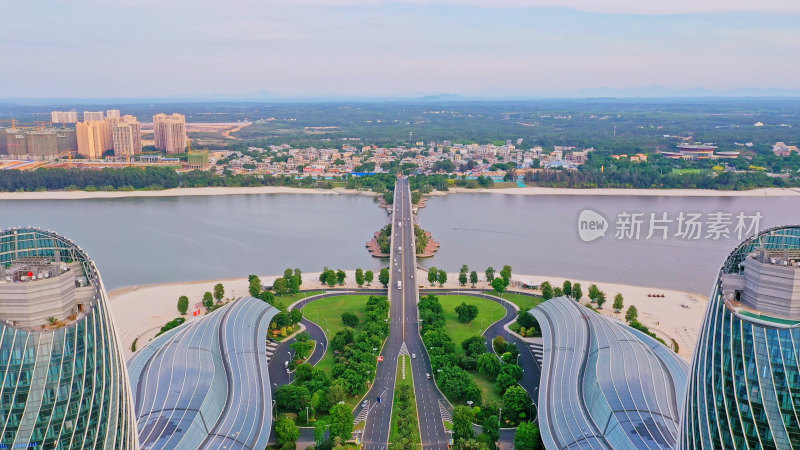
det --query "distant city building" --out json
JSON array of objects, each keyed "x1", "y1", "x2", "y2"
[
  {"x1": 533, "y1": 296, "x2": 688, "y2": 450},
  {"x1": 50, "y1": 110, "x2": 78, "y2": 124},
  {"x1": 76, "y1": 120, "x2": 107, "y2": 159},
  {"x1": 153, "y1": 113, "x2": 186, "y2": 154},
  {"x1": 1, "y1": 127, "x2": 77, "y2": 160},
  {"x1": 682, "y1": 225, "x2": 800, "y2": 449},
  {"x1": 112, "y1": 115, "x2": 142, "y2": 157},
  {"x1": 127, "y1": 296, "x2": 277, "y2": 450},
  {"x1": 186, "y1": 150, "x2": 209, "y2": 169},
  {"x1": 773, "y1": 141, "x2": 800, "y2": 157},
  {"x1": 83, "y1": 111, "x2": 104, "y2": 122},
  {"x1": 106, "y1": 109, "x2": 121, "y2": 120},
  {"x1": 0, "y1": 228, "x2": 139, "y2": 449}
]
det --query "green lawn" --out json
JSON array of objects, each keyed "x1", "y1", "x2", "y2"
[
  {"x1": 437, "y1": 295, "x2": 506, "y2": 352},
  {"x1": 301, "y1": 294, "x2": 374, "y2": 373},
  {"x1": 389, "y1": 355, "x2": 421, "y2": 448},
  {"x1": 486, "y1": 292, "x2": 546, "y2": 313},
  {"x1": 274, "y1": 290, "x2": 324, "y2": 308},
  {"x1": 472, "y1": 371, "x2": 503, "y2": 406}
]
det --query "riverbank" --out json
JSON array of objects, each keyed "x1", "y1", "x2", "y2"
[
  {"x1": 109, "y1": 269, "x2": 706, "y2": 361},
  {"x1": 429, "y1": 186, "x2": 800, "y2": 197},
  {"x1": 0, "y1": 186, "x2": 379, "y2": 200},
  {"x1": 2, "y1": 184, "x2": 798, "y2": 201},
  {"x1": 425, "y1": 272, "x2": 707, "y2": 361}
]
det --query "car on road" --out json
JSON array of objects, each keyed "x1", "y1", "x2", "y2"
[
  {"x1": 397, "y1": 281, "x2": 402, "y2": 290},
  {"x1": 412, "y1": 353, "x2": 416, "y2": 359},
  {"x1": 362, "y1": 400, "x2": 368, "y2": 408},
  {"x1": 426, "y1": 373, "x2": 431, "y2": 379}
]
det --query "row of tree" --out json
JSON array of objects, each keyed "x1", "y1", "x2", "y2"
[{"x1": 391, "y1": 384, "x2": 418, "y2": 450}]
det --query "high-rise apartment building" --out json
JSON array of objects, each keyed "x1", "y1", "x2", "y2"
[
  {"x1": 682, "y1": 225, "x2": 800, "y2": 449},
  {"x1": 106, "y1": 109, "x2": 121, "y2": 120},
  {"x1": 153, "y1": 113, "x2": 186, "y2": 154},
  {"x1": 0, "y1": 228, "x2": 139, "y2": 449},
  {"x1": 50, "y1": 110, "x2": 78, "y2": 124},
  {"x1": 83, "y1": 111, "x2": 104, "y2": 122},
  {"x1": 76, "y1": 120, "x2": 107, "y2": 159},
  {"x1": 112, "y1": 115, "x2": 142, "y2": 157}
]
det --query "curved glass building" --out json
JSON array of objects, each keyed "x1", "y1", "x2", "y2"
[
  {"x1": 682, "y1": 225, "x2": 800, "y2": 449},
  {"x1": 0, "y1": 227, "x2": 138, "y2": 449},
  {"x1": 127, "y1": 296, "x2": 277, "y2": 450},
  {"x1": 533, "y1": 296, "x2": 689, "y2": 449}
]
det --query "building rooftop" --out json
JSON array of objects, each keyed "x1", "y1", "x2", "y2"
[
  {"x1": 127, "y1": 296, "x2": 278, "y2": 450},
  {"x1": 532, "y1": 296, "x2": 688, "y2": 450}
]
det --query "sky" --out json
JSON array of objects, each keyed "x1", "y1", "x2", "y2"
[{"x1": 2, "y1": 0, "x2": 799, "y2": 99}]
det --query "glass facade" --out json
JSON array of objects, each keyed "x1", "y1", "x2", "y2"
[
  {"x1": 682, "y1": 226, "x2": 800, "y2": 450},
  {"x1": 0, "y1": 228, "x2": 138, "y2": 449}
]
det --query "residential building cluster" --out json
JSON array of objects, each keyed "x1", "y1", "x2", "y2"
[
  {"x1": 215, "y1": 142, "x2": 597, "y2": 176},
  {"x1": 772, "y1": 141, "x2": 800, "y2": 156},
  {"x1": 76, "y1": 109, "x2": 145, "y2": 159}
]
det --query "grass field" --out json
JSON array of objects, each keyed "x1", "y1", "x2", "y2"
[
  {"x1": 486, "y1": 292, "x2": 546, "y2": 312},
  {"x1": 389, "y1": 355, "x2": 420, "y2": 448},
  {"x1": 274, "y1": 290, "x2": 324, "y2": 307},
  {"x1": 437, "y1": 295, "x2": 506, "y2": 351},
  {"x1": 301, "y1": 294, "x2": 374, "y2": 372},
  {"x1": 435, "y1": 295, "x2": 506, "y2": 406}
]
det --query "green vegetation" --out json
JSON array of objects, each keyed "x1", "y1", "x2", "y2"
[
  {"x1": 155, "y1": 317, "x2": 186, "y2": 337},
  {"x1": 389, "y1": 355, "x2": 420, "y2": 449},
  {"x1": 437, "y1": 295, "x2": 504, "y2": 347},
  {"x1": 301, "y1": 295, "x2": 375, "y2": 372},
  {"x1": 487, "y1": 292, "x2": 545, "y2": 312},
  {"x1": 177, "y1": 295, "x2": 189, "y2": 315},
  {"x1": 375, "y1": 224, "x2": 392, "y2": 254},
  {"x1": 414, "y1": 225, "x2": 429, "y2": 254}
]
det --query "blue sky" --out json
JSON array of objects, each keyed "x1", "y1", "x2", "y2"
[{"x1": 2, "y1": 0, "x2": 799, "y2": 98}]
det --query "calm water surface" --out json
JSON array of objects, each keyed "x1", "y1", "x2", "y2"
[
  {"x1": 419, "y1": 193, "x2": 800, "y2": 293},
  {"x1": 0, "y1": 194, "x2": 388, "y2": 290},
  {"x1": 1, "y1": 193, "x2": 797, "y2": 292}
]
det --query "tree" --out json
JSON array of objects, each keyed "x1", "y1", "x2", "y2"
[
  {"x1": 553, "y1": 287, "x2": 563, "y2": 297},
  {"x1": 274, "y1": 417, "x2": 300, "y2": 447},
  {"x1": 477, "y1": 353, "x2": 501, "y2": 380},
  {"x1": 177, "y1": 295, "x2": 189, "y2": 315},
  {"x1": 482, "y1": 415, "x2": 499, "y2": 446},
  {"x1": 325, "y1": 270, "x2": 337, "y2": 287},
  {"x1": 562, "y1": 280, "x2": 572, "y2": 297},
  {"x1": 276, "y1": 385, "x2": 311, "y2": 412},
  {"x1": 437, "y1": 269, "x2": 447, "y2": 287},
  {"x1": 485, "y1": 267, "x2": 495, "y2": 283},
  {"x1": 625, "y1": 305, "x2": 639, "y2": 323},
  {"x1": 328, "y1": 403, "x2": 353, "y2": 441},
  {"x1": 314, "y1": 419, "x2": 328, "y2": 445},
  {"x1": 461, "y1": 336, "x2": 486, "y2": 357},
  {"x1": 202, "y1": 291, "x2": 214, "y2": 309},
  {"x1": 248, "y1": 275, "x2": 262, "y2": 297},
  {"x1": 274, "y1": 277, "x2": 289, "y2": 295},
  {"x1": 596, "y1": 291, "x2": 607, "y2": 309},
  {"x1": 455, "y1": 303, "x2": 479, "y2": 323},
  {"x1": 289, "y1": 309, "x2": 303, "y2": 324},
  {"x1": 355, "y1": 268, "x2": 365, "y2": 287},
  {"x1": 491, "y1": 277, "x2": 506, "y2": 295},
  {"x1": 496, "y1": 365, "x2": 523, "y2": 394},
  {"x1": 336, "y1": 269, "x2": 346, "y2": 285},
  {"x1": 341, "y1": 312, "x2": 359, "y2": 328},
  {"x1": 453, "y1": 406, "x2": 475, "y2": 441},
  {"x1": 540, "y1": 281, "x2": 553, "y2": 300},
  {"x1": 500, "y1": 265, "x2": 512, "y2": 283},
  {"x1": 588, "y1": 284, "x2": 600, "y2": 302},
  {"x1": 379, "y1": 268, "x2": 390, "y2": 287},
  {"x1": 613, "y1": 293, "x2": 624, "y2": 313},
  {"x1": 428, "y1": 267, "x2": 438, "y2": 286},
  {"x1": 502, "y1": 385, "x2": 532, "y2": 422},
  {"x1": 213, "y1": 283, "x2": 225, "y2": 302},
  {"x1": 492, "y1": 336, "x2": 508, "y2": 354},
  {"x1": 365, "y1": 270, "x2": 374, "y2": 285},
  {"x1": 572, "y1": 282, "x2": 583, "y2": 301},
  {"x1": 515, "y1": 422, "x2": 543, "y2": 450},
  {"x1": 459, "y1": 271, "x2": 468, "y2": 286},
  {"x1": 470, "y1": 271, "x2": 479, "y2": 287},
  {"x1": 326, "y1": 382, "x2": 346, "y2": 405}
]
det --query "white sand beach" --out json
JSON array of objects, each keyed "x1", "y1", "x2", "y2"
[
  {"x1": 110, "y1": 269, "x2": 707, "y2": 361},
  {"x1": 2, "y1": 184, "x2": 798, "y2": 201},
  {"x1": 0, "y1": 186, "x2": 379, "y2": 201}
]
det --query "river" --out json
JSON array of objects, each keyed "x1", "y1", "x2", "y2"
[{"x1": 0, "y1": 192, "x2": 797, "y2": 292}]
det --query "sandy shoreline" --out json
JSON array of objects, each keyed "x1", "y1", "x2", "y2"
[
  {"x1": 0, "y1": 186, "x2": 379, "y2": 200},
  {"x1": 109, "y1": 270, "x2": 707, "y2": 362},
  {"x1": 2, "y1": 185, "x2": 798, "y2": 201}
]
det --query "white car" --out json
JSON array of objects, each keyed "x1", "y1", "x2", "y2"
[{"x1": 412, "y1": 353, "x2": 416, "y2": 359}]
